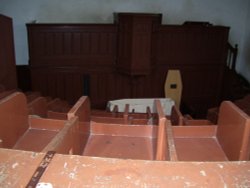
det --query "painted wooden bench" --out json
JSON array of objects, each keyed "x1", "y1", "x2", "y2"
[{"x1": 0, "y1": 92, "x2": 79, "y2": 155}]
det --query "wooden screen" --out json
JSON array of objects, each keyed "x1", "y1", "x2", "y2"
[{"x1": 27, "y1": 13, "x2": 229, "y2": 117}]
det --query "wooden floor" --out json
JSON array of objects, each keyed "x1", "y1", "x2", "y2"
[
  {"x1": 174, "y1": 137, "x2": 228, "y2": 161},
  {"x1": 13, "y1": 129, "x2": 58, "y2": 152},
  {"x1": 83, "y1": 135, "x2": 156, "y2": 160}
]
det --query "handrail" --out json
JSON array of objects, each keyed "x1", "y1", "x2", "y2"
[{"x1": 227, "y1": 43, "x2": 238, "y2": 71}]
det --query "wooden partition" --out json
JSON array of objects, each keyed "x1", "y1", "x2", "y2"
[
  {"x1": 66, "y1": 97, "x2": 169, "y2": 160},
  {"x1": 27, "y1": 13, "x2": 229, "y2": 118},
  {"x1": 0, "y1": 92, "x2": 81, "y2": 155},
  {"x1": 42, "y1": 117, "x2": 80, "y2": 154},
  {"x1": 1, "y1": 92, "x2": 250, "y2": 188},
  {"x1": 0, "y1": 92, "x2": 29, "y2": 148},
  {"x1": 172, "y1": 101, "x2": 250, "y2": 161}
]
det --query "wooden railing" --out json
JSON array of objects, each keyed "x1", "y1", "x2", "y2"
[{"x1": 227, "y1": 43, "x2": 238, "y2": 71}]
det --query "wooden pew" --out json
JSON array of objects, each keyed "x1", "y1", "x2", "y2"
[
  {"x1": 27, "y1": 95, "x2": 89, "y2": 154},
  {"x1": 170, "y1": 105, "x2": 213, "y2": 126},
  {"x1": 0, "y1": 90, "x2": 16, "y2": 100},
  {"x1": 171, "y1": 101, "x2": 250, "y2": 161},
  {"x1": 28, "y1": 96, "x2": 72, "y2": 120},
  {"x1": 91, "y1": 103, "x2": 156, "y2": 125},
  {"x1": 42, "y1": 116, "x2": 80, "y2": 154},
  {"x1": 28, "y1": 96, "x2": 48, "y2": 118},
  {"x1": 67, "y1": 96, "x2": 91, "y2": 152},
  {"x1": 79, "y1": 100, "x2": 168, "y2": 160},
  {"x1": 0, "y1": 92, "x2": 80, "y2": 155},
  {"x1": 207, "y1": 94, "x2": 250, "y2": 124},
  {"x1": 47, "y1": 98, "x2": 72, "y2": 113},
  {"x1": 25, "y1": 91, "x2": 41, "y2": 103},
  {"x1": 68, "y1": 96, "x2": 168, "y2": 160}
]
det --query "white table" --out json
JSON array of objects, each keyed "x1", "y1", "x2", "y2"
[{"x1": 107, "y1": 98, "x2": 175, "y2": 115}]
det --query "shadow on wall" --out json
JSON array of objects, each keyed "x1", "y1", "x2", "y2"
[{"x1": 241, "y1": 33, "x2": 250, "y2": 83}]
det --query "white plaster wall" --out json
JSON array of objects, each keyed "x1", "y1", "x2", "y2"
[
  {"x1": 0, "y1": 0, "x2": 249, "y2": 81},
  {"x1": 239, "y1": 1, "x2": 250, "y2": 82}
]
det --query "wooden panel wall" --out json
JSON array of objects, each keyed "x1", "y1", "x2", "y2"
[
  {"x1": 27, "y1": 15, "x2": 229, "y2": 117},
  {"x1": 0, "y1": 14, "x2": 17, "y2": 90},
  {"x1": 27, "y1": 24, "x2": 117, "y2": 69},
  {"x1": 152, "y1": 25, "x2": 229, "y2": 116}
]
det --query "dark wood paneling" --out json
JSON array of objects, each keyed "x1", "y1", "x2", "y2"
[
  {"x1": 27, "y1": 14, "x2": 229, "y2": 117},
  {"x1": 16, "y1": 65, "x2": 31, "y2": 91},
  {"x1": 31, "y1": 68, "x2": 83, "y2": 104},
  {"x1": 89, "y1": 73, "x2": 131, "y2": 108},
  {"x1": 153, "y1": 25, "x2": 229, "y2": 66},
  {"x1": 27, "y1": 24, "x2": 117, "y2": 68},
  {"x1": 151, "y1": 24, "x2": 229, "y2": 117},
  {"x1": 0, "y1": 14, "x2": 17, "y2": 90},
  {"x1": 116, "y1": 13, "x2": 162, "y2": 75}
]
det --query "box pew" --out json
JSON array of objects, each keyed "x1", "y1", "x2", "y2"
[
  {"x1": 170, "y1": 101, "x2": 250, "y2": 161},
  {"x1": 27, "y1": 96, "x2": 89, "y2": 154},
  {"x1": 67, "y1": 96, "x2": 168, "y2": 160},
  {"x1": 28, "y1": 96, "x2": 48, "y2": 118},
  {"x1": 47, "y1": 98, "x2": 72, "y2": 113},
  {"x1": 41, "y1": 116, "x2": 80, "y2": 154},
  {"x1": 67, "y1": 96, "x2": 91, "y2": 153},
  {"x1": 28, "y1": 96, "x2": 72, "y2": 120},
  {"x1": 207, "y1": 94, "x2": 250, "y2": 124},
  {"x1": 25, "y1": 91, "x2": 41, "y2": 103},
  {"x1": 82, "y1": 100, "x2": 168, "y2": 160},
  {"x1": 0, "y1": 90, "x2": 16, "y2": 100},
  {"x1": 0, "y1": 92, "x2": 80, "y2": 155},
  {"x1": 170, "y1": 105, "x2": 213, "y2": 126},
  {"x1": 91, "y1": 104, "x2": 157, "y2": 125}
]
